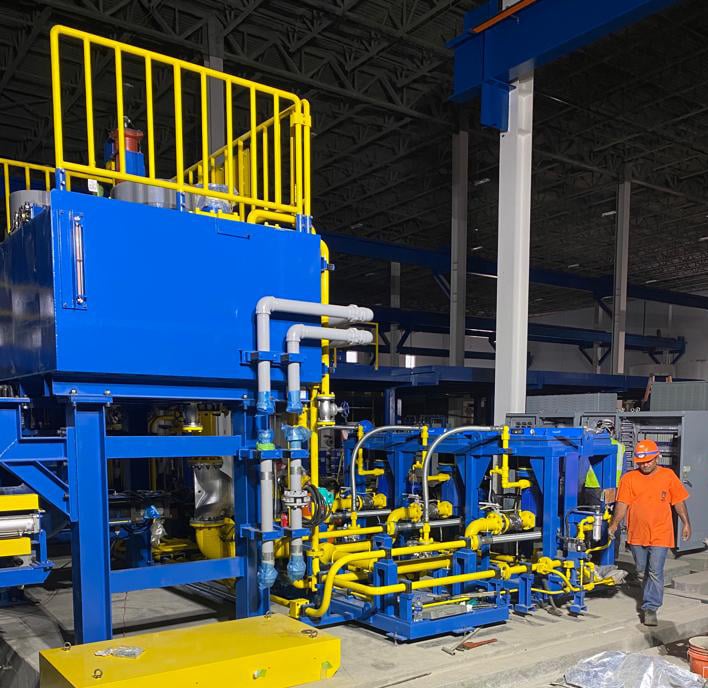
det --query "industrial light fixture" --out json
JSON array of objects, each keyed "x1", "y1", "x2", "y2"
[
  {"x1": 473, "y1": 177, "x2": 491, "y2": 186},
  {"x1": 471, "y1": 245, "x2": 483, "y2": 251},
  {"x1": 601, "y1": 210, "x2": 617, "y2": 217},
  {"x1": 699, "y1": 236, "x2": 708, "y2": 242},
  {"x1": 645, "y1": 279, "x2": 658, "y2": 284},
  {"x1": 567, "y1": 263, "x2": 580, "y2": 268}
]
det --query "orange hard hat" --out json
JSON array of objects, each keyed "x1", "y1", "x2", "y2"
[{"x1": 633, "y1": 439, "x2": 660, "y2": 463}]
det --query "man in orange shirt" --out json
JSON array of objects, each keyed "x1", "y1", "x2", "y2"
[{"x1": 608, "y1": 439, "x2": 691, "y2": 626}]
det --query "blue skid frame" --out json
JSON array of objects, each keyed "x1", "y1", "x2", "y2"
[{"x1": 305, "y1": 427, "x2": 616, "y2": 640}]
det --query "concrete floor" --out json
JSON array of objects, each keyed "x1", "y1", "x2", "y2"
[{"x1": 1, "y1": 555, "x2": 708, "y2": 688}]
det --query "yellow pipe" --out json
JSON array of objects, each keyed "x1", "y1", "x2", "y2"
[
  {"x1": 489, "y1": 434, "x2": 531, "y2": 490},
  {"x1": 192, "y1": 519, "x2": 235, "y2": 560},
  {"x1": 331, "y1": 493, "x2": 387, "y2": 513},
  {"x1": 304, "y1": 539, "x2": 472, "y2": 618},
  {"x1": 317, "y1": 526, "x2": 383, "y2": 540},
  {"x1": 303, "y1": 100, "x2": 311, "y2": 220},
  {"x1": 355, "y1": 424, "x2": 385, "y2": 477},
  {"x1": 333, "y1": 565, "x2": 531, "y2": 598},
  {"x1": 386, "y1": 502, "x2": 422, "y2": 536},
  {"x1": 246, "y1": 209, "x2": 295, "y2": 226}
]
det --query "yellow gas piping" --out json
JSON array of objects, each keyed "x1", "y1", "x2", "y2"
[
  {"x1": 303, "y1": 538, "x2": 474, "y2": 618},
  {"x1": 386, "y1": 502, "x2": 423, "y2": 536},
  {"x1": 489, "y1": 429, "x2": 531, "y2": 490},
  {"x1": 354, "y1": 424, "x2": 385, "y2": 477},
  {"x1": 318, "y1": 525, "x2": 384, "y2": 540},
  {"x1": 464, "y1": 510, "x2": 535, "y2": 549},
  {"x1": 192, "y1": 519, "x2": 235, "y2": 560},
  {"x1": 332, "y1": 492, "x2": 387, "y2": 513}
]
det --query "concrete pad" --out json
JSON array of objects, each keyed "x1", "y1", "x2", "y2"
[
  {"x1": 679, "y1": 550, "x2": 708, "y2": 573},
  {"x1": 298, "y1": 587, "x2": 708, "y2": 688},
  {"x1": 673, "y1": 570, "x2": 708, "y2": 595},
  {"x1": 617, "y1": 556, "x2": 692, "y2": 586},
  {"x1": 3, "y1": 582, "x2": 708, "y2": 688}
]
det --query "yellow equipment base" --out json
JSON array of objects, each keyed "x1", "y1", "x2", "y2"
[{"x1": 39, "y1": 614, "x2": 340, "y2": 687}]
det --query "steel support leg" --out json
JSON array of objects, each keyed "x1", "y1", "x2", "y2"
[
  {"x1": 67, "y1": 403, "x2": 112, "y2": 643},
  {"x1": 232, "y1": 411, "x2": 266, "y2": 617},
  {"x1": 449, "y1": 126, "x2": 469, "y2": 367},
  {"x1": 205, "y1": 15, "x2": 225, "y2": 152},
  {"x1": 493, "y1": 75, "x2": 534, "y2": 423},
  {"x1": 612, "y1": 171, "x2": 631, "y2": 375}
]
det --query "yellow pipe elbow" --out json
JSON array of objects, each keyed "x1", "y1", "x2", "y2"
[
  {"x1": 490, "y1": 452, "x2": 531, "y2": 490},
  {"x1": 192, "y1": 519, "x2": 235, "y2": 560},
  {"x1": 386, "y1": 503, "x2": 423, "y2": 536}
]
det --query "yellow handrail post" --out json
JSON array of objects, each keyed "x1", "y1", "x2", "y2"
[
  {"x1": 3, "y1": 163, "x2": 10, "y2": 233},
  {"x1": 273, "y1": 95, "x2": 281, "y2": 206},
  {"x1": 249, "y1": 88, "x2": 258, "y2": 216},
  {"x1": 226, "y1": 81, "x2": 234, "y2": 198},
  {"x1": 200, "y1": 72, "x2": 210, "y2": 190},
  {"x1": 114, "y1": 47, "x2": 126, "y2": 175},
  {"x1": 145, "y1": 56, "x2": 156, "y2": 179},
  {"x1": 83, "y1": 39, "x2": 96, "y2": 169},
  {"x1": 173, "y1": 64, "x2": 184, "y2": 195}
]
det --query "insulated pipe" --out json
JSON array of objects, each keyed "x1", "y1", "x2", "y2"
[
  {"x1": 286, "y1": 325, "x2": 373, "y2": 413},
  {"x1": 255, "y1": 297, "x2": 373, "y2": 413},
  {"x1": 421, "y1": 426, "x2": 502, "y2": 528},
  {"x1": 349, "y1": 425, "x2": 421, "y2": 526}
]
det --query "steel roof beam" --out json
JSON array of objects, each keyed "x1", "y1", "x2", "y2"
[{"x1": 322, "y1": 232, "x2": 708, "y2": 311}]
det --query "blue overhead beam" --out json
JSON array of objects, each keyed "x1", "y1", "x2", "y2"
[
  {"x1": 449, "y1": 0, "x2": 683, "y2": 129},
  {"x1": 331, "y1": 362, "x2": 656, "y2": 394},
  {"x1": 322, "y1": 232, "x2": 708, "y2": 311},
  {"x1": 370, "y1": 306, "x2": 685, "y2": 354}
]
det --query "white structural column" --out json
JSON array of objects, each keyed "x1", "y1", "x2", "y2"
[
  {"x1": 611, "y1": 171, "x2": 631, "y2": 375},
  {"x1": 449, "y1": 128, "x2": 469, "y2": 366},
  {"x1": 390, "y1": 261, "x2": 401, "y2": 367},
  {"x1": 493, "y1": 75, "x2": 534, "y2": 424}
]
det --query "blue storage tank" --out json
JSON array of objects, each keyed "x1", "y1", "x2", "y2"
[{"x1": 0, "y1": 190, "x2": 323, "y2": 389}]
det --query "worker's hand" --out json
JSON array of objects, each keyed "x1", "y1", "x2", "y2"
[
  {"x1": 607, "y1": 525, "x2": 617, "y2": 540},
  {"x1": 682, "y1": 523, "x2": 692, "y2": 541}
]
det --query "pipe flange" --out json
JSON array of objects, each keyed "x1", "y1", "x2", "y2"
[{"x1": 282, "y1": 490, "x2": 311, "y2": 508}]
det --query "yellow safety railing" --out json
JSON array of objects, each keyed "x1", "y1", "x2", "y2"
[
  {"x1": 50, "y1": 25, "x2": 311, "y2": 226},
  {"x1": 0, "y1": 158, "x2": 54, "y2": 234},
  {"x1": 0, "y1": 156, "x2": 112, "y2": 235}
]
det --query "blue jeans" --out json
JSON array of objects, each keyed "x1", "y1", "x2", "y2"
[{"x1": 629, "y1": 545, "x2": 669, "y2": 611}]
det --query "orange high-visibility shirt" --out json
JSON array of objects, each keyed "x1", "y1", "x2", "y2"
[{"x1": 616, "y1": 466, "x2": 689, "y2": 547}]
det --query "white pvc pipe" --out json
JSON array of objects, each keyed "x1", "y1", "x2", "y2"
[
  {"x1": 286, "y1": 325, "x2": 373, "y2": 412},
  {"x1": 254, "y1": 297, "x2": 373, "y2": 413}
]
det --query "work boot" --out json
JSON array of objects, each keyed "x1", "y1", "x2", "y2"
[{"x1": 643, "y1": 609, "x2": 658, "y2": 626}]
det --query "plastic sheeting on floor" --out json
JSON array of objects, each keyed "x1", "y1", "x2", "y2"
[{"x1": 562, "y1": 650, "x2": 705, "y2": 688}]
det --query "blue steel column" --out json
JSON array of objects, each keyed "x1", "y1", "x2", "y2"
[
  {"x1": 232, "y1": 410, "x2": 266, "y2": 617},
  {"x1": 66, "y1": 403, "x2": 112, "y2": 643}
]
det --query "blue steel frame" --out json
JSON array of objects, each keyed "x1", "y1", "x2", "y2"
[
  {"x1": 304, "y1": 427, "x2": 616, "y2": 640},
  {"x1": 449, "y1": 0, "x2": 683, "y2": 130},
  {"x1": 0, "y1": 394, "x2": 267, "y2": 643},
  {"x1": 0, "y1": 179, "x2": 326, "y2": 643}
]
